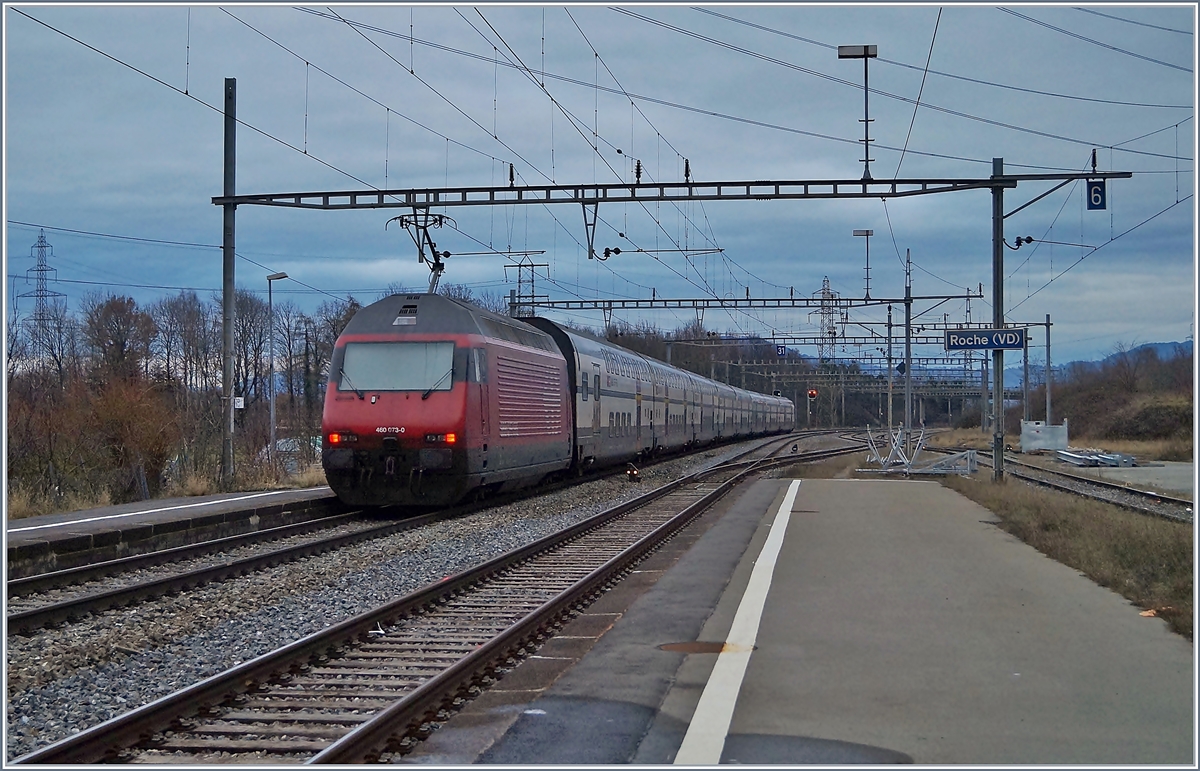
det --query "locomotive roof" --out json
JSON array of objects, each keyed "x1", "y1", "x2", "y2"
[{"x1": 344, "y1": 293, "x2": 557, "y2": 352}]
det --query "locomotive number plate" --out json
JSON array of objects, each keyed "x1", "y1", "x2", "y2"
[{"x1": 376, "y1": 426, "x2": 405, "y2": 433}]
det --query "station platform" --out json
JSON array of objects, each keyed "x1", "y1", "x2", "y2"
[
  {"x1": 407, "y1": 477, "x2": 1195, "y2": 765},
  {"x1": 1089, "y1": 460, "x2": 1194, "y2": 498},
  {"x1": 5, "y1": 486, "x2": 339, "y2": 579}
]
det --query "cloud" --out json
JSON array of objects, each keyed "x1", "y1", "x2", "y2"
[{"x1": 5, "y1": 5, "x2": 1194, "y2": 364}]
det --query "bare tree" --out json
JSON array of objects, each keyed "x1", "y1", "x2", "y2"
[
  {"x1": 7, "y1": 317, "x2": 28, "y2": 387},
  {"x1": 475, "y1": 290, "x2": 511, "y2": 315},
  {"x1": 379, "y1": 281, "x2": 419, "y2": 301},
  {"x1": 80, "y1": 293, "x2": 157, "y2": 382},
  {"x1": 233, "y1": 288, "x2": 270, "y2": 406},
  {"x1": 298, "y1": 296, "x2": 361, "y2": 436},
  {"x1": 1109, "y1": 341, "x2": 1149, "y2": 393}
]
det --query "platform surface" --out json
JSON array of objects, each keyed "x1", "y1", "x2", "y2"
[
  {"x1": 5, "y1": 487, "x2": 337, "y2": 577},
  {"x1": 418, "y1": 477, "x2": 1194, "y2": 765},
  {"x1": 1088, "y1": 460, "x2": 1194, "y2": 497}
]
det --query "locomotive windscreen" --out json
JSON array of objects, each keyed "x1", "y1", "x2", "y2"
[{"x1": 339, "y1": 341, "x2": 455, "y2": 392}]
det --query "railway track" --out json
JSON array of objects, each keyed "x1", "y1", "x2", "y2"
[
  {"x1": 6, "y1": 510, "x2": 364, "y2": 599},
  {"x1": 13, "y1": 438, "x2": 861, "y2": 765},
  {"x1": 5, "y1": 510, "x2": 449, "y2": 634},
  {"x1": 942, "y1": 448, "x2": 1192, "y2": 523},
  {"x1": 7, "y1": 432, "x2": 832, "y2": 635}
]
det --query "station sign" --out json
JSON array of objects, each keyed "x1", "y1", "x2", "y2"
[{"x1": 945, "y1": 328, "x2": 1027, "y2": 350}]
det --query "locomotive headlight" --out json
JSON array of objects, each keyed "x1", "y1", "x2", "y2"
[
  {"x1": 424, "y1": 433, "x2": 458, "y2": 444},
  {"x1": 329, "y1": 432, "x2": 358, "y2": 445},
  {"x1": 445, "y1": 433, "x2": 457, "y2": 444}
]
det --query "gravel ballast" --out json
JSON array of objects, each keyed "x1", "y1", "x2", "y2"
[{"x1": 6, "y1": 438, "x2": 783, "y2": 760}]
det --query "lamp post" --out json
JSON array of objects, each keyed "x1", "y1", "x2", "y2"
[
  {"x1": 267, "y1": 272, "x2": 288, "y2": 473},
  {"x1": 853, "y1": 228, "x2": 873, "y2": 298},
  {"x1": 837, "y1": 44, "x2": 878, "y2": 180}
]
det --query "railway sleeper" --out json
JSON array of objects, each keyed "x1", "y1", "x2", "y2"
[
  {"x1": 357, "y1": 641, "x2": 479, "y2": 653},
  {"x1": 284, "y1": 677, "x2": 427, "y2": 689},
  {"x1": 307, "y1": 665, "x2": 447, "y2": 677},
  {"x1": 243, "y1": 689, "x2": 406, "y2": 701},
  {"x1": 339, "y1": 650, "x2": 467, "y2": 662},
  {"x1": 240, "y1": 698, "x2": 394, "y2": 710},
  {"x1": 149, "y1": 736, "x2": 334, "y2": 753},
  {"x1": 220, "y1": 711, "x2": 374, "y2": 724},
  {"x1": 179, "y1": 723, "x2": 352, "y2": 739}
]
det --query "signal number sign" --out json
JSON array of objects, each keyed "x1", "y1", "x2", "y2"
[{"x1": 1087, "y1": 180, "x2": 1107, "y2": 211}]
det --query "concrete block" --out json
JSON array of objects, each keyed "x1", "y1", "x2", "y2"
[{"x1": 1021, "y1": 420, "x2": 1068, "y2": 452}]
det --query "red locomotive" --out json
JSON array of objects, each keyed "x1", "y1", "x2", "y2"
[{"x1": 322, "y1": 293, "x2": 794, "y2": 507}]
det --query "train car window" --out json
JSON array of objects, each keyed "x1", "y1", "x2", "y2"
[
  {"x1": 609, "y1": 411, "x2": 614, "y2": 437},
  {"x1": 581, "y1": 371, "x2": 589, "y2": 401},
  {"x1": 340, "y1": 341, "x2": 455, "y2": 392}
]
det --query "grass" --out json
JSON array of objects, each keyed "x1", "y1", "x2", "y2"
[
  {"x1": 1086, "y1": 437, "x2": 1193, "y2": 463},
  {"x1": 925, "y1": 428, "x2": 1193, "y2": 462},
  {"x1": 6, "y1": 465, "x2": 329, "y2": 522},
  {"x1": 769, "y1": 451, "x2": 873, "y2": 480},
  {"x1": 6, "y1": 486, "x2": 113, "y2": 521},
  {"x1": 286, "y1": 465, "x2": 328, "y2": 488},
  {"x1": 925, "y1": 428, "x2": 996, "y2": 451},
  {"x1": 940, "y1": 473, "x2": 1193, "y2": 640}
]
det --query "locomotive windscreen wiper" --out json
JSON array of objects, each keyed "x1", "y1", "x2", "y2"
[
  {"x1": 339, "y1": 368, "x2": 365, "y2": 400},
  {"x1": 422, "y1": 367, "x2": 453, "y2": 400}
]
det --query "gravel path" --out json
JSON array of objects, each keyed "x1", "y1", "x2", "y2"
[{"x1": 6, "y1": 439, "x2": 774, "y2": 760}]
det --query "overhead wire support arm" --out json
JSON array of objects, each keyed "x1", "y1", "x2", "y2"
[
  {"x1": 1003, "y1": 169, "x2": 1133, "y2": 220},
  {"x1": 521, "y1": 288, "x2": 980, "y2": 313},
  {"x1": 212, "y1": 177, "x2": 1018, "y2": 211}
]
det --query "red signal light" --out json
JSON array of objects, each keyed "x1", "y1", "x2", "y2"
[{"x1": 807, "y1": 389, "x2": 818, "y2": 399}]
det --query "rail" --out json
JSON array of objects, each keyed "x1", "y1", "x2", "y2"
[{"x1": 12, "y1": 439, "x2": 854, "y2": 764}]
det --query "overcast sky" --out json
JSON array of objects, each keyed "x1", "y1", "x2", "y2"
[{"x1": 4, "y1": 3, "x2": 1196, "y2": 365}]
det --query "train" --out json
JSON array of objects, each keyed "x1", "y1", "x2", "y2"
[{"x1": 321, "y1": 293, "x2": 796, "y2": 506}]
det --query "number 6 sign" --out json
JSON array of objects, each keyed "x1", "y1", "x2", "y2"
[{"x1": 1087, "y1": 179, "x2": 1107, "y2": 210}]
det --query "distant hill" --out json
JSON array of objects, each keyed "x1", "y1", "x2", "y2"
[
  {"x1": 1099, "y1": 340, "x2": 1192, "y2": 364},
  {"x1": 1004, "y1": 340, "x2": 1193, "y2": 388}
]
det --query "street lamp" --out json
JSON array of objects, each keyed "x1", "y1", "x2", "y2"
[
  {"x1": 267, "y1": 272, "x2": 288, "y2": 473},
  {"x1": 837, "y1": 44, "x2": 878, "y2": 180},
  {"x1": 853, "y1": 229, "x2": 873, "y2": 298}
]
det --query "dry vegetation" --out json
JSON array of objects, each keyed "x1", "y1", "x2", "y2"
[
  {"x1": 772, "y1": 451, "x2": 869, "y2": 480},
  {"x1": 926, "y1": 428, "x2": 1192, "y2": 464},
  {"x1": 925, "y1": 428, "x2": 997, "y2": 451},
  {"x1": 941, "y1": 474, "x2": 1192, "y2": 640},
  {"x1": 6, "y1": 464, "x2": 329, "y2": 522}
]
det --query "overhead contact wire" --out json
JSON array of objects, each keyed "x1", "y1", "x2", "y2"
[{"x1": 614, "y1": 8, "x2": 1189, "y2": 162}]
